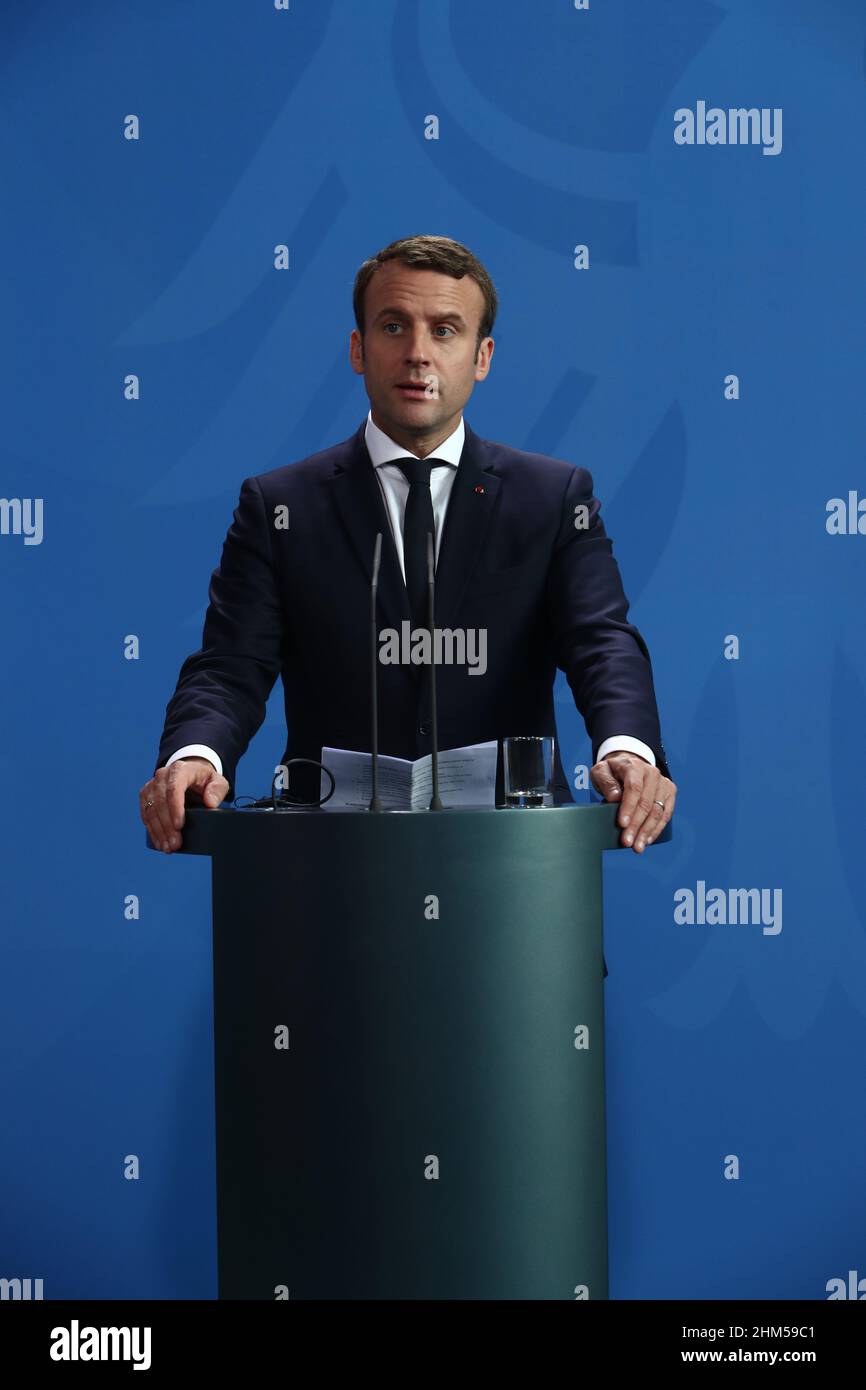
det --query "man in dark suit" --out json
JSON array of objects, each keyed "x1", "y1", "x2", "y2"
[{"x1": 140, "y1": 235, "x2": 676, "y2": 862}]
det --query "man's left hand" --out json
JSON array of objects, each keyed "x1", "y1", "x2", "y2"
[{"x1": 590, "y1": 751, "x2": 676, "y2": 854}]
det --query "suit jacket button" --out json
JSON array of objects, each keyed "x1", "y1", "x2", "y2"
[{"x1": 418, "y1": 722, "x2": 430, "y2": 736}]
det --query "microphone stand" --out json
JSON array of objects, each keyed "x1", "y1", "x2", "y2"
[{"x1": 427, "y1": 531, "x2": 443, "y2": 811}]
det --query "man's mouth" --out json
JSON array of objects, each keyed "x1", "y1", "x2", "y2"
[{"x1": 395, "y1": 381, "x2": 432, "y2": 398}]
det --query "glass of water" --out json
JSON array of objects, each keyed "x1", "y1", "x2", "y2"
[{"x1": 502, "y1": 736, "x2": 554, "y2": 808}]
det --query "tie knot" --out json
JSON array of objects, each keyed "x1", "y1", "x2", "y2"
[{"x1": 394, "y1": 456, "x2": 438, "y2": 486}]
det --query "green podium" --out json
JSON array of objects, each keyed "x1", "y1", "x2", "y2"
[{"x1": 174, "y1": 802, "x2": 669, "y2": 1300}]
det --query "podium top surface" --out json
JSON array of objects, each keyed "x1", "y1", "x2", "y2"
[{"x1": 147, "y1": 800, "x2": 672, "y2": 860}]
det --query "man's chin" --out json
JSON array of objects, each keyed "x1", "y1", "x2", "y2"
[{"x1": 383, "y1": 402, "x2": 443, "y2": 432}]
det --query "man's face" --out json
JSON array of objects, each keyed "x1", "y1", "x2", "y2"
[{"x1": 349, "y1": 263, "x2": 494, "y2": 450}]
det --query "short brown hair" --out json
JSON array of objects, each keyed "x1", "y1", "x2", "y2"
[{"x1": 353, "y1": 235, "x2": 498, "y2": 351}]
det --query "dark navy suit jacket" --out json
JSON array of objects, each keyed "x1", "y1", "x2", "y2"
[{"x1": 156, "y1": 415, "x2": 669, "y2": 817}]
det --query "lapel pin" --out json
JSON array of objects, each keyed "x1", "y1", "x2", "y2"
[{"x1": 474, "y1": 485, "x2": 485, "y2": 495}]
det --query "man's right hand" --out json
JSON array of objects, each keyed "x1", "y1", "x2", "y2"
[{"x1": 139, "y1": 757, "x2": 230, "y2": 854}]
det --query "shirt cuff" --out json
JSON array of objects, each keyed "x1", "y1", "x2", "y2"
[
  {"x1": 597, "y1": 735, "x2": 656, "y2": 768},
  {"x1": 165, "y1": 745, "x2": 223, "y2": 777}
]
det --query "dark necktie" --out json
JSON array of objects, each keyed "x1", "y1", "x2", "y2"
[{"x1": 393, "y1": 456, "x2": 441, "y2": 628}]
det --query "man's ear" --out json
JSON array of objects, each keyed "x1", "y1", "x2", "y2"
[{"x1": 349, "y1": 329, "x2": 363, "y2": 375}]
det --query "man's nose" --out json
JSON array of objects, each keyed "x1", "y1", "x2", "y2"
[{"x1": 404, "y1": 331, "x2": 430, "y2": 362}]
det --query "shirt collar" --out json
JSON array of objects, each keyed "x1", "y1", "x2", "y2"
[{"x1": 365, "y1": 408, "x2": 464, "y2": 469}]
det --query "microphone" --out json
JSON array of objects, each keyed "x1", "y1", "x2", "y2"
[
  {"x1": 427, "y1": 531, "x2": 443, "y2": 811},
  {"x1": 369, "y1": 532, "x2": 383, "y2": 813}
]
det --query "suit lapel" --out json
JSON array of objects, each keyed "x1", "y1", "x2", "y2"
[
  {"x1": 327, "y1": 421, "x2": 411, "y2": 634},
  {"x1": 326, "y1": 417, "x2": 501, "y2": 638}
]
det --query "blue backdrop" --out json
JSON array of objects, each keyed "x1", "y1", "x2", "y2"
[{"x1": 2, "y1": 0, "x2": 864, "y2": 1300}]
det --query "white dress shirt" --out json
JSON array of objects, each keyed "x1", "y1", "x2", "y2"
[
  {"x1": 166, "y1": 410, "x2": 655, "y2": 777},
  {"x1": 365, "y1": 408, "x2": 463, "y2": 581}
]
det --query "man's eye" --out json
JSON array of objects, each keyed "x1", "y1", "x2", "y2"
[{"x1": 381, "y1": 323, "x2": 455, "y2": 336}]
